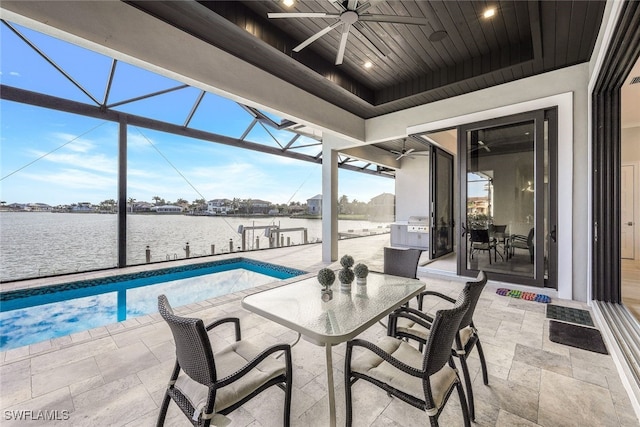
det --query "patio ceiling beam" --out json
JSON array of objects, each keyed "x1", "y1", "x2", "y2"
[
  {"x1": 240, "y1": 119, "x2": 258, "y2": 141},
  {"x1": 286, "y1": 142, "x2": 322, "y2": 150},
  {"x1": 106, "y1": 84, "x2": 189, "y2": 109},
  {"x1": 282, "y1": 134, "x2": 300, "y2": 151},
  {"x1": 259, "y1": 121, "x2": 284, "y2": 149},
  {"x1": 2, "y1": 19, "x2": 101, "y2": 106},
  {"x1": 1, "y1": 84, "x2": 392, "y2": 178},
  {"x1": 102, "y1": 59, "x2": 118, "y2": 108},
  {"x1": 183, "y1": 90, "x2": 205, "y2": 128}
]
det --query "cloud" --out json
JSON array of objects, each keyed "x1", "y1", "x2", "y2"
[
  {"x1": 28, "y1": 148, "x2": 117, "y2": 175},
  {"x1": 21, "y1": 168, "x2": 117, "y2": 191},
  {"x1": 9, "y1": 71, "x2": 20, "y2": 77}
]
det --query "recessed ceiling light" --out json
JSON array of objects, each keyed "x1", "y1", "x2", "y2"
[
  {"x1": 483, "y1": 8, "x2": 496, "y2": 19},
  {"x1": 364, "y1": 61, "x2": 373, "y2": 69},
  {"x1": 283, "y1": 0, "x2": 295, "y2": 8}
]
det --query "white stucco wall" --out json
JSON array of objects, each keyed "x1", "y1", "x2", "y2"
[
  {"x1": 622, "y1": 127, "x2": 640, "y2": 161},
  {"x1": 622, "y1": 127, "x2": 640, "y2": 260},
  {"x1": 395, "y1": 156, "x2": 429, "y2": 221},
  {"x1": 365, "y1": 66, "x2": 586, "y2": 301}
]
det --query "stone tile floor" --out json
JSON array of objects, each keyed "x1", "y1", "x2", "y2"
[{"x1": 1, "y1": 234, "x2": 638, "y2": 426}]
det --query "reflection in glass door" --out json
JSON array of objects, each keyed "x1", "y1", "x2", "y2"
[
  {"x1": 458, "y1": 110, "x2": 557, "y2": 288},
  {"x1": 431, "y1": 146, "x2": 454, "y2": 259}
]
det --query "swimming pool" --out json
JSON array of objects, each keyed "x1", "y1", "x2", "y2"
[{"x1": 0, "y1": 258, "x2": 305, "y2": 351}]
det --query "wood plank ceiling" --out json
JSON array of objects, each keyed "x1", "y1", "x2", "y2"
[{"x1": 129, "y1": 0, "x2": 605, "y2": 120}]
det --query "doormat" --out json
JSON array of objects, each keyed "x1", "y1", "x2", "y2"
[
  {"x1": 546, "y1": 304, "x2": 594, "y2": 326},
  {"x1": 496, "y1": 288, "x2": 551, "y2": 303},
  {"x1": 549, "y1": 320, "x2": 608, "y2": 354}
]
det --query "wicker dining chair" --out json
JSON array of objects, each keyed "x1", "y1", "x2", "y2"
[
  {"x1": 345, "y1": 287, "x2": 472, "y2": 427},
  {"x1": 383, "y1": 246, "x2": 422, "y2": 279},
  {"x1": 156, "y1": 295, "x2": 293, "y2": 427},
  {"x1": 387, "y1": 271, "x2": 489, "y2": 420}
]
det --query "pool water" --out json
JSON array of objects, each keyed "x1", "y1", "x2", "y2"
[{"x1": 0, "y1": 258, "x2": 305, "y2": 351}]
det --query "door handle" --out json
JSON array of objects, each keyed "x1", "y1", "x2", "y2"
[
  {"x1": 628, "y1": 222, "x2": 634, "y2": 226},
  {"x1": 461, "y1": 222, "x2": 467, "y2": 237},
  {"x1": 551, "y1": 225, "x2": 557, "y2": 242}
]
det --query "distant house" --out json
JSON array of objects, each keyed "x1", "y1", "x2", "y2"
[
  {"x1": 307, "y1": 194, "x2": 322, "y2": 215},
  {"x1": 467, "y1": 196, "x2": 489, "y2": 215},
  {"x1": 27, "y1": 203, "x2": 52, "y2": 212},
  {"x1": 369, "y1": 193, "x2": 395, "y2": 221},
  {"x1": 151, "y1": 205, "x2": 183, "y2": 214},
  {"x1": 71, "y1": 202, "x2": 94, "y2": 213},
  {"x1": 241, "y1": 199, "x2": 272, "y2": 214},
  {"x1": 207, "y1": 199, "x2": 232, "y2": 215},
  {"x1": 134, "y1": 202, "x2": 154, "y2": 213}
]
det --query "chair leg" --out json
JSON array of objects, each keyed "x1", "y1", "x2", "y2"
[
  {"x1": 345, "y1": 346, "x2": 354, "y2": 427},
  {"x1": 476, "y1": 340, "x2": 489, "y2": 385},
  {"x1": 155, "y1": 391, "x2": 171, "y2": 427},
  {"x1": 456, "y1": 381, "x2": 472, "y2": 427},
  {"x1": 284, "y1": 349, "x2": 293, "y2": 427},
  {"x1": 458, "y1": 356, "x2": 475, "y2": 420}
]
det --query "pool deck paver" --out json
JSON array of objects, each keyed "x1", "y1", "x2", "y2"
[{"x1": 0, "y1": 234, "x2": 638, "y2": 426}]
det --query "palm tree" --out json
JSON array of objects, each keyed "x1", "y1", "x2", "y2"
[
  {"x1": 128, "y1": 197, "x2": 136, "y2": 213},
  {"x1": 339, "y1": 195, "x2": 349, "y2": 214},
  {"x1": 152, "y1": 196, "x2": 162, "y2": 206},
  {"x1": 192, "y1": 198, "x2": 206, "y2": 212}
]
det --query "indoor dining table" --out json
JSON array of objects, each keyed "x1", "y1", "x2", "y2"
[{"x1": 241, "y1": 271, "x2": 425, "y2": 427}]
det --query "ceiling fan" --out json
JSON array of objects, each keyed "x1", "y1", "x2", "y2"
[
  {"x1": 267, "y1": 0, "x2": 438, "y2": 65},
  {"x1": 390, "y1": 139, "x2": 429, "y2": 160}
]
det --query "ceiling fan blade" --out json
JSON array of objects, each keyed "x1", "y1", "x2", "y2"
[
  {"x1": 268, "y1": 12, "x2": 339, "y2": 18},
  {"x1": 293, "y1": 21, "x2": 341, "y2": 52},
  {"x1": 335, "y1": 23, "x2": 351, "y2": 65},
  {"x1": 356, "y1": 0, "x2": 382, "y2": 14},
  {"x1": 359, "y1": 14, "x2": 429, "y2": 26},
  {"x1": 329, "y1": 0, "x2": 347, "y2": 12},
  {"x1": 405, "y1": 148, "x2": 416, "y2": 155},
  {"x1": 352, "y1": 22, "x2": 391, "y2": 56},
  {"x1": 395, "y1": 153, "x2": 405, "y2": 161},
  {"x1": 347, "y1": 0, "x2": 358, "y2": 10}
]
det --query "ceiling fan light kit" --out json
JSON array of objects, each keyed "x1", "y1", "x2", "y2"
[{"x1": 268, "y1": 0, "x2": 444, "y2": 65}]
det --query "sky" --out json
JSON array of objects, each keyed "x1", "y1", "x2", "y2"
[{"x1": 0, "y1": 21, "x2": 394, "y2": 207}]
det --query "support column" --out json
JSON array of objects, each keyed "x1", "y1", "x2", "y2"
[
  {"x1": 117, "y1": 115, "x2": 127, "y2": 267},
  {"x1": 322, "y1": 136, "x2": 342, "y2": 262}
]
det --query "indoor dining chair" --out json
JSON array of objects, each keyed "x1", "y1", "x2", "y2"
[
  {"x1": 156, "y1": 295, "x2": 293, "y2": 427},
  {"x1": 387, "y1": 271, "x2": 489, "y2": 420}
]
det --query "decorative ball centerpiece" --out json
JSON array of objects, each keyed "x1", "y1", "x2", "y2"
[
  {"x1": 317, "y1": 268, "x2": 335, "y2": 302},
  {"x1": 354, "y1": 263, "x2": 369, "y2": 286},
  {"x1": 339, "y1": 254, "x2": 355, "y2": 291}
]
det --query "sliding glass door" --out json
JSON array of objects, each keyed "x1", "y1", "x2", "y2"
[{"x1": 458, "y1": 109, "x2": 557, "y2": 288}]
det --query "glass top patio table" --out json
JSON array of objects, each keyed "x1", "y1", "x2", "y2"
[
  {"x1": 242, "y1": 271, "x2": 425, "y2": 346},
  {"x1": 242, "y1": 271, "x2": 424, "y2": 426}
]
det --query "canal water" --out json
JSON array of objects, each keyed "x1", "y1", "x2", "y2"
[{"x1": 0, "y1": 212, "x2": 389, "y2": 282}]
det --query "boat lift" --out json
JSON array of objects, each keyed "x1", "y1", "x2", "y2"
[{"x1": 238, "y1": 224, "x2": 308, "y2": 251}]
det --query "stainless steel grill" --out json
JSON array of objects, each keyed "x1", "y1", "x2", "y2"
[{"x1": 407, "y1": 216, "x2": 429, "y2": 233}]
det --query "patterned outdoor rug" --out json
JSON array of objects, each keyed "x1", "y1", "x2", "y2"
[
  {"x1": 546, "y1": 304, "x2": 594, "y2": 326},
  {"x1": 496, "y1": 288, "x2": 551, "y2": 303},
  {"x1": 549, "y1": 320, "x2": 608, "y2": 354}
]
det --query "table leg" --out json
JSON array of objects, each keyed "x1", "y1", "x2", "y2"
[{"x1": 325, "y1": 343, "x2": 336, "y2": 427}]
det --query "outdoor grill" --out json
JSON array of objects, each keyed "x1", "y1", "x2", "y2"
[{"x1": 407, "y1": 216, "x2": 429, "y2": 233}]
